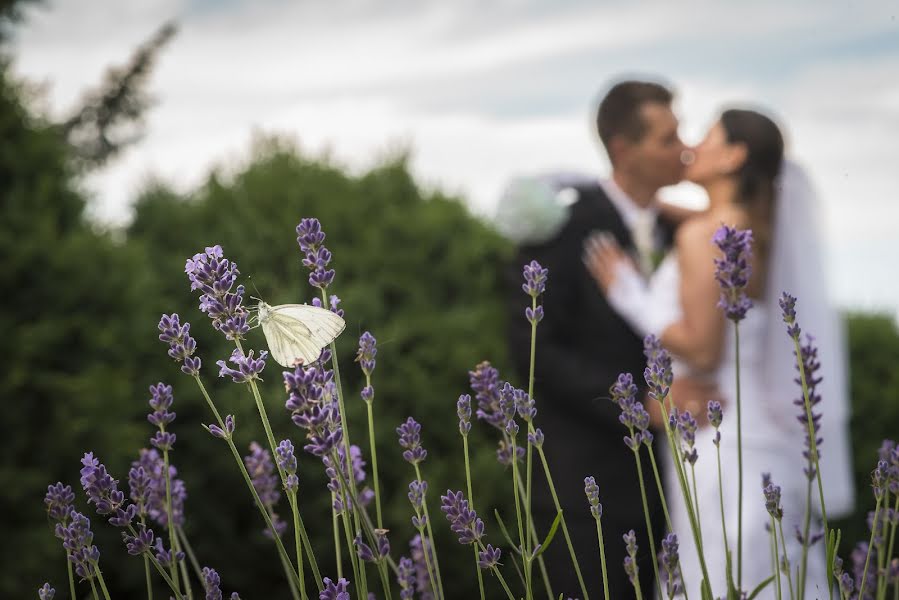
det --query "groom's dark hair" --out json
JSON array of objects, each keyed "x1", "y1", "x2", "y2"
[{"x1": 596, "y1": 80, "x2": 673, "y2": 153}]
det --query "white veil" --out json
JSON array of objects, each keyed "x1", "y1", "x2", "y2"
[{"x1": 763, "y1": 160, "x2": 855, "y2": 517}]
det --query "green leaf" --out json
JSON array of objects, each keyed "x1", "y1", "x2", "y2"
[
  {"x1": 747, "y1": 575, "x2": 775, "y2": 599},
  {"x1": 532, "y1": 510, "x2": 563, "y2": 559},
  {"x1": 494, "y1": 509, "x2": 522, "y2": 555}
]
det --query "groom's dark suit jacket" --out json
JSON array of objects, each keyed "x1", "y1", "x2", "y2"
[{"x1": 506, "y1": 183, "x2": 675, "y2": 600}]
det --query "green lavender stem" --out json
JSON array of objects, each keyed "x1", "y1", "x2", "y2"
[
  {"x1": 462, "y1": 434, "x2": 487, "y2": 600},
  {"x1": 790, "y1": 334, "x2": 831, "y2": 594},
  {"x1": 192, "y1": 375, "x2": 306, "y2": 591},
  {"x1": 735, "y1": 323, "x2": 744, "y2": 591},
  {"x1": 631, "y1": 442, "x2": 664, "y2": 600},
  {"x1": 594, "y1": 515, "x2": 610, "y2": 600},
  {"x1": 364, "y1": 378, "x2": 383, "y2": 529},
  {"x1": 160, "y1": 444, "x2": 181, "y2": 595},
  {"x1": 777, "y1": 520, "x2": 796, "y2": 600},
  {"x1": 771, "y1": 516, "x2": 783, "y2": 600},
  {"x1": 861, "y1": 496, "x2": 884, "y2": 599},
  {"x1": 177, "y1": 525, "x2": 203, "y2": 583},
  {"x1": 414, "y1": 463, "x2": 445, "y2": 599}
]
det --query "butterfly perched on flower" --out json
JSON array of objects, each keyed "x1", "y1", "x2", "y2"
[{"x1": 255, "y1": 301, "x2": 345, "y2": 367}]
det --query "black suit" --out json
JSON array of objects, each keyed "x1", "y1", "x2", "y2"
[{"x1": 506, "y1": 183, "x2": 674, "y2": 600}]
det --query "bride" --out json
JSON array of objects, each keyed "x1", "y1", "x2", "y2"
[{"x1": 583, "y1": 108, "x2": 854, "y2": 598}]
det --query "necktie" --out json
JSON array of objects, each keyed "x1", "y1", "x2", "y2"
[{"x1": 632, "y1": 210, "x2": 656, "y2": 277}]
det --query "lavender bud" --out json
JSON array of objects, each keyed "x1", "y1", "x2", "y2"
[
  {"x1": 124, "y1": 524, "x2": 155, "y2": 555},
  {"x1": 207, "y1": 414, "x2": 236, "y2": 440},
  {"x1": 356, "y1": 331, "x2": 377, "y2": 375},
  {"x1": 44, "y1": 482, "x2": 75, "y2": 524},
  {"x1": 296, "y1": 218, "x2": 336, "y2": 290},
  {"x1": 319, "y1": 577, "x2": 351, "y2": 600},
  {"x1": 584, "y1": 476, "x2": 602, "y2": 519},
  {"x1": 440, "y1": 489, "x2": 486, "y2": 545},
  {"x1": 521, "y1": 260, "x2": 548, "y2": 297},
  {"x1": 457, "y1": 394, "x2": 472, "y2": 436},
  {"x1": 712, "y1": 225, "x2": 754, "y2": 321},
  {"x1": 397, "y1": 417, "x2": 427, "y2": 465},
  {"x1": 528, "y1": 428, "x2": 545, "y2": 448},
  {"x1": 38, "y1": 583, "x2": 55, "y2": 600},
  {"x1": 184, "y1": 245, "x2": 250, "y2": 340},
  {"x1": 478, "y1": 544, "x2": 502, "y2": 569},
  {"x1": 216, "y1": 348, "x2": 267, "y2": 383},
  {"x1": 158, "y1": 313, "x2": 202, "y2": 375}
]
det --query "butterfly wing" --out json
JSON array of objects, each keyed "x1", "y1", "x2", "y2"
[{"x1": 262, "y1": 304, "x2": 346, "y2": 367}]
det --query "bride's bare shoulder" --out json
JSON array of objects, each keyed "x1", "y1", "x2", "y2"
[{"x1": 675, "y1": 214, "x2": 721, "y2": 253}]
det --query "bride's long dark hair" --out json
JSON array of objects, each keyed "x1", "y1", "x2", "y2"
[{"x1": 720, "y1": 108, "x2": 784, "y2": 263}]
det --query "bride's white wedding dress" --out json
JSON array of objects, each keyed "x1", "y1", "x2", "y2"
[{"x1": 650, "y1": 252, "x2": 827, "y2": 599}]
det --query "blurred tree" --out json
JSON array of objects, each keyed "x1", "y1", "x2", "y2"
[
  {"x1": 832, "y1": 313, "x2": 899, "y2": 559},
  {"x1": 126, "y1": 136, "x2": 516, "y2": 598},
  {"x1": 61, "y1": 21, "x2": 177, "y2": 169}
]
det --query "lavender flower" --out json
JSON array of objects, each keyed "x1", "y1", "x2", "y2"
[
  {"x1": 522, "y1": 260, "x2": 548, "y2": 297},
  {"x1": 623, "y1": 530, "x2": 640, "y2": 588},
  {"x1": 779, "y1": 292, "x2": 801, "y2": 339},
  {"x1": 80, "y1": 452, "x2": 136, "y2": 527},
  {"x1": 284, "y1": 363, "x2": 344, "y2": 457},
  {"x1": 643, "y1": 335, "x2": 673, "y2": 401},
  {"x1": 478, "y1": 544, "x2": 502, "y2": 569},
  {"x1": 496, "y1": 440, "x2": 525, "y2": 466},
  {"x1": 528, "y1": 428, "x2": 545, "y2": 448},
  {"x1": 311, "y1": 294, "x2": 344, "y2": 318},
  {"x1": 217, "y1": 348, "x2": 267, "y2": 383},
  {"x1": 132, "y1": 448, "x2": 187, "y2": 528},
  {"x1": 184, "y1": 245, "x2": 250, "y2": 339},
  {"x1": 244, "y1": 442, "x2": 285, "y2": 536},
  {"x1": 522, "y1": 259, "x2": 548, "y2": 323},
  {"x1": 408, "y1": 480, "x2": 428, "y2": 529},
  {"x1": 128, "y1": 465, "x2": 152, "y2": 516},
  {"x1": 659, "y1": 533, "x2": 682, "y2": 598},
  {"x1": 158, "y1": 313, "x2": 202, "y2": 375},
  {"x1": 203, "y1": 566, "x2": 223, "y2": 600},
  {"x1": 276, "y1": 439, "x2": 299, "y2": 493},
  {"x1": 124, "y1": 524, "x2": 155, "y2": 555},
  {"x1": 611, "y1": 372, "x2": 651, "y2": 450},
  {"x1": 56, "y1": 511, "x2": 100, "y2": 579},
  {"x1": 397, "y1": 556, "x2": 416, "y2": 599},
  {"x1": 397, "y1": 417, "x2": 427, "y2": 465},
  {"x1": 457, "y1": 394, "x2": 472, "y2": 436},
  {"x1": 38, "y1": 583, "x2": 54, "y2": 600},
  {"x1": 356, "y1": 331, "x2": 377, "y2": 376},
  {"x1": 712, "y1": 225, "x2": 753, "y2": 321},
  {"x1": 584, "y1": 476, "x2": 602, "y2": 519},
  {"x1": 852, "y1": 540, "x2": 877, "y2": 600},
  {"x1": 153, "y1": 537, "x2": 185, "y2": 569},
  {"x1": 147, "y1": 382, "x2": 176, "y2": 428},
  {"x1": 297, "y1": 218, "x2": 336, "y2": 290},
  {"x1": 470, "y1": 361, "x2": 506, "y2": 430},
  {"x1": 440, "y1": 489, "x2": 485, "y2": 545},
  {"x1": 677, "y1": 411, "x2": 699, "y2": 465},
  {"x1": 409, "y1": 535, "x2": 435, "y2": 600},
  {"x1": 324, "y1": 444, "x2": 372, "y2": 513},
  {"x1": 708, "y1": 400, "x2": 723, "y2": 446},
  {"x1": 793, "y1": 333, "x2": 823, "y2": 479},
  {"x1": 319, "y1": 577, "x2": 351, "y2": 600},
  {"x1": 44, "y1": 482, "x2": 75, "y2": 524},
  {"x1": 355, "y1": 531, "x2": 390, "y2": 563},
  {"x1": 763, "y1": 480, "x2": 783, "y2": 520},
  {"x1": 207, "y1": 415, "x2": 236, "y2": 440}
]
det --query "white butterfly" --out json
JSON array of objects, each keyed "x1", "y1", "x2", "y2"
[{"x1": 256, "y1": 301, "x2": 346, "y2": 368}]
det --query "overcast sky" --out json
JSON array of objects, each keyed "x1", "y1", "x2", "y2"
[{"x1": 11, "y1": 0, "x2": 899, "y2": 316}]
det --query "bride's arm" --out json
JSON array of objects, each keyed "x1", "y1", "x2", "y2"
[{"x1": 659, "y1": 219, "x2": 726, "y2": 371}]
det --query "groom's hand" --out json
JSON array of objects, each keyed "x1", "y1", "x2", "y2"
[
  {"x1": 645, "y1": 376, "x2": 723, "y2": 429},
  {"x1": 671, "y1": 376, "x2": 723, "y2": 427}
]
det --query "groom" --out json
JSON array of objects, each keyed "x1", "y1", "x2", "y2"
[{"x1": 506, "y1": 80, "x2": 709, "y2": 599}]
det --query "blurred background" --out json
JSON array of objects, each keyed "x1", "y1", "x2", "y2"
[{"x1": 2, "y1": 0, "x2": 898, "y2": 597}]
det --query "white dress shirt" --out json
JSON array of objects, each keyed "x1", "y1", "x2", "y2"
[{"x1": 598, "y1": 178, "x2": 659, "y2": 277}]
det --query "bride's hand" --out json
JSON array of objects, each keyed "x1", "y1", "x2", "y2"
[{"x1": 582, "y1": 232, "x2": 633, "y2": 293}]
